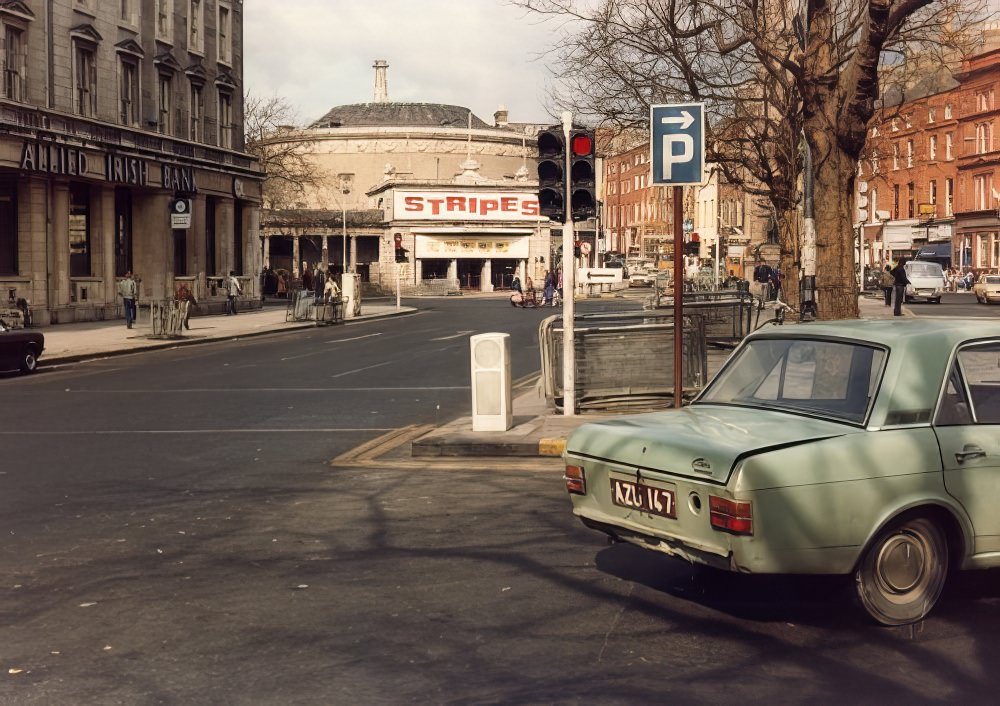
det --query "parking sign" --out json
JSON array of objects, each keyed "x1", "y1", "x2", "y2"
[{"x1": 650, "y1": 103, "x2": 705, "y2": 186}]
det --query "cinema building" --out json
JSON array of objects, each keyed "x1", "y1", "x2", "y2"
[
  {"x1": 0, "y1": 0, "x2": 263, "y2": 325},
  {"x1": 260, "y1": 60, "x2": 552, "y2": 295}
]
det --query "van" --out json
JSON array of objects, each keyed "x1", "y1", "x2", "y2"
[{"x1": 904, "y1": 261, "x2": 946, "y2": 304}]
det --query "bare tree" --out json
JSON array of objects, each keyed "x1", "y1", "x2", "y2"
[
  {"x1": 515, "y1": 0, "x2": 986, "y2": 318},
  {"x1": 243, "y1": 93, "x2": 325, "y2": 211}
]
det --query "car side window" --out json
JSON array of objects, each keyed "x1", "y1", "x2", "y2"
[
  {"x1": 955, "y1": 344, "x2": 1000, "y2": 424},
  {"x1": 935, "y1": 362, "x2": 973, "y2": 426}
]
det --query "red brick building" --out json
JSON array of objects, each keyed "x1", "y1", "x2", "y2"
[{"x1": 602, "y1": 142, "x2": 673, "y2": 261}]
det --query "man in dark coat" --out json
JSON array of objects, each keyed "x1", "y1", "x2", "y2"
[{"x1": 890, "y1": 259, "x2": 910, "y2": 317}]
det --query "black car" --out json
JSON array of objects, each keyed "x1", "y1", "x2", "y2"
[{"x1": 0, "y1": 319, "x2": 43, "y2": 374}]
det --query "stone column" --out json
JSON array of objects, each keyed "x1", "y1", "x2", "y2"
[
  {"x1": 263, "y1": 235, "x2": 271, "y2": 268},
  {"x1": 518, "y1": 260, "x2": 526, "y2": 283},
  {"x1": 292, "y1": 234, "x2": 300, "y2": 278},
  {"x1": 52, "y1": 184, "x2": 70, "y2": 309},
  {"x1": 481, "y1": 259, "x2": 492, "y2": 292},
  {"x1": 193, "y1": 194, "x2": 207, "y2": 299},
  {"x1": 447, "y1": 258, "x2": 458, "y2": 285},
  {"x1": 98, "y1": 188, "x2": 115, "y2": 306},
  {"x1": 350, "y1": 235, "x2": 357, "y2": 272}
]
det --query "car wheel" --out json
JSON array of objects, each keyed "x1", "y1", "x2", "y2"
[
  {"x1": 904, "y1": 296, "x2": 913, "y2": 303},
  {"x1": 932, "y1": 298, "x2": 941, "y2": 304},
  {"x1": 854, "y1": 516, "x2": 948, "y2": 626},
  {"x1": 19, "y1": 344, "x2": 38, "y2": 374}
]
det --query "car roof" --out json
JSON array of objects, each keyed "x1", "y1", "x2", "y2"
[{"x1": 748, "y1": 318, "x2": 997, "y2": 349}]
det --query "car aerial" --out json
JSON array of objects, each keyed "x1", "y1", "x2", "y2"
[
  {"x1": 904, "y1": 260, "x2": 946, "y2": 304},
  {"x1": 974, "y1": 273, "x2": 1000, "y2": 304},
  {"x1": 563, "y1": 319, "x2": 1000, "y2": 625},
  {"x1": 0, "y1": 319, "x2": 43, "y2": 374}
]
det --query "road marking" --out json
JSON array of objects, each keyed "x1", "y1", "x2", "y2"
[
  {"x1": 326, "y1": 333, "x2": 383, "y2": 344},
  {"x1": 331, "y1": 361, "x2": 392, "y2": 378},
  {"x1": 431, "y1": 330, "x2": 473, "y2": 341},
  {"x1": 0, "y1": 428, "x2": 398, "y2": 435}
]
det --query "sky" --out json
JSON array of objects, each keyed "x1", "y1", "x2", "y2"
[{"x1": 242, "y1": 0, "x2": 562, "y2": 127}]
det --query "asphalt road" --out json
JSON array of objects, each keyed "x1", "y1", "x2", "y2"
[{"x1": 2, "y1": 295, "x2": 1000, "y2": 704}]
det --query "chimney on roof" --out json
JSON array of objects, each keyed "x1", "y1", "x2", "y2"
[
  {"x1": 494, "y1": 104, "x2": 509, "y2": 127},
  {"x1": 373, "y1": 59, "x2": 389, "y2": 103}
]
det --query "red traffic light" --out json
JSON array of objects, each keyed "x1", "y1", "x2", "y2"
[{"x1": 571, "y1": 133, "x2": 593, "y2": 156}]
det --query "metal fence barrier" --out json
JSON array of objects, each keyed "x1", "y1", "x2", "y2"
[
  {"x1": 286, "y1": 289, "x2": 344, "y2": 325},
  {"x1": 646, "y1": 290, "x2": 756, "y2": 345},
  {"x1": 149, "y1": 300, "x2": 189, "y2": 337},
  {"x1": 538, "y1": 311, "x2": 708, "y2": 412}
]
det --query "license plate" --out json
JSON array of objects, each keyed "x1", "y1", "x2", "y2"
[{"x1": 610, "y1": 478, "x2": 676, "y2": 518}]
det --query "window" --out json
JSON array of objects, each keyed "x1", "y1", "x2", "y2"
[
  {"x1": 158, "y1": 74, "x2": 172, "y2": 134},
  {"x1": 189, "y1": 81, "x2": 203, "y2": 141},
  {"x1": 945, "y1": 103, "x2": 953, "y2": 119},
  {"x1": 977, "y1": 90, "x2": 992, "y2": 112},
  {"x1": 977, "y1": 122, "x2": 993, "y2": 154},
  {"x1": 892, "y1": 143, "x2": 900, "y2": 170},
  {"x1": 891, "y1": 119, "x2": 899, "y2": 132},
  {"x1": 73, "y1": 42, "x2": 97, "y2": 117},
  {"x1": 907, "y1": 182, "x2": 915, "y2": 218},
  {"x1": 906, "y1": 140, "x2": 914, "y2": 167},
  {"x1": 119, "y1": 57, "x2": 139, "y2": 126},
  {"x1": 69, "y1": 184, "x2": 91, "y2": 278},
  {"x1": 905, "y1": 114, "x2": 912, "y2": 128},
  {"x1": 946, "y1": 132, "x2": 953, "y2": 160},
  {"x1": 928, "y1": 107, "x2": 936, "y2": 123},
  {"x1": 946, "y1": 178, "x2": 954, "y2": 216},
  {"x1": 156, "y1": 0, "x2": 173, "y2": 41},
  {"x1": 217, "y1": 1, "x2": 232, "y2": 64},
  {"x1": 188, "y1": 0, "x2": 203, "y2": 53},
  {"x1": 974, "y1": 174, "x2": 992, "y2": 211},
  {"x1": 870, "y1": 189, "x2": 878, "y2": 222},
  {"x1": 929, "y1": 180, "x2": 937, "y2": 205},
  {"x1": 3, "y1": 25, "x2": 26, "y2": 102},
  {"x1": 954, "y1": 345, "x2": 1000, "y2": 424},
  {"x1": 119, "y1": 0, "x2": 138, "y2": 25},
  {"x1": 893, "y1": 184, "x2": 900, "y2": 219},
  {"x1": 929, "y1": 135, "x2": 937, "y2": 161},
  {"x1": 870, "y1": 150, "x2": 880, "y2": 175},
  {"x1": 0, "y1": 181, "x2": 16, "y2": 276},
  {"x1": 217, "y1": 89, "x2": 232, "y2": 148}
]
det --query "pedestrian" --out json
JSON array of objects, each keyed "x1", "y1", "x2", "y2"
[
  {"x1": 302, "y1": 264, "x2": 314, "y2": 292},
  {"x1": 890, "y1": 259, "x2": 910, "y2": 317},
  {"x1": 767, "y1": 266, "x2": 781, "y2": 302},
  {"x1": 879, "y1": 264, "x2": 894, "y2": 306},
  {"x1": 543, "y1": 270, "x2": 555, "y2": 306},
  {"x1": 118, "y1": 271, "x2": 138, "y2": 329},
  {"x1": 323, "y1": 273, "x2": 340, "y2": 302},
  {"x1": 175, "y1": 282, "x2": 198, "y2": 330},
  {"x1": 557, "y1": 269, "x2": 563, "y2": 303},
  {"x1": 225, "y1": 270, "x2": 242, "y2": 315}
]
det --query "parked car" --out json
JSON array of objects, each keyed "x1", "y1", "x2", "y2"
[
  {"x1": 973, "y1": 273, "x2": 1000, "y2": 304},
  {"x1": 0, "y1": 319, "x2": 43, "y2": 374},
  {"x1": 904, "y1": 260, "x2": 946, "y2": 303},
  {"x1": 563, "y1": 319, "x2": 1000, "y2": 625},
  {"x1": 604, "y1": 258, "x2": 629, "y2": 278},
  {"x1": 628, "y1": 268, "x2": 657, "y2": 287}
]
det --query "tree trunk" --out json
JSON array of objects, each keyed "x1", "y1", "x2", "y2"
[
  {"x1": 810, "y1": 128, "x2": 861, "y2": 319},
  {"x1": 777, "y1": 214, "x2": 800, "y2": 309}
]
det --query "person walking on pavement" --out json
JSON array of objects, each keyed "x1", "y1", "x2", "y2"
[
  {"x1": 118, "y1": 271, "x2": 138, "y2": 329},
  {"x1": 890, "y1": 259, "x2": 910, "y2": 317},
  {"x1": 175, "y1": 282, "x2": 198, "y2": 330},
  {"x1": 880, "y1": 264, "x2": 895, "y2": 306},
  {"x1": 225, "y1": 271, "x2": 242, "y2": 315}
]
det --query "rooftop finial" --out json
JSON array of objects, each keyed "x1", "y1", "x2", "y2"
[{"x1": 373, "y1": 59, "x2": 389, "y2": 103}]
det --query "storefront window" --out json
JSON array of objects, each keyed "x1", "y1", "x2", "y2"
[
  {"x1": 0, "y1": 182, "x2": 16, "y2": 276},
  {"x1": 114, "y1": 188, "x2": 132, "y2": 277},
  {"x1": 233, "y1": 202, "x2": 243, "y2": 275},
  {"x1": 205, "y1": 197, "x2": 216, "y2": 275},
  {"x1": 69, "y1": 184, "x2": 91, "y2": 277}
]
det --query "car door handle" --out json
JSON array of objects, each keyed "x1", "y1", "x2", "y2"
[{"x1": 955, "y1": 445, "x2": 987, "y2": 463}]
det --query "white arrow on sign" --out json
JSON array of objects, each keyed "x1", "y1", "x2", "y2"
[{"x1": 660, "y1": 111, "x2": 695, "y2": 130}]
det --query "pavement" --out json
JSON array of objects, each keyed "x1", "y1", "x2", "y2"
[
  {"x1": 29, "y1": 291, "x2": 907, "y2": 463},
  {"x1": 35, "y1": 298, "x2": 417, "y2": 366}
]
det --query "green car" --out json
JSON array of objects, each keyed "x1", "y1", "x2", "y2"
[{"x1": 563, "y1": 319, "x2": 1000, "y2": 625}]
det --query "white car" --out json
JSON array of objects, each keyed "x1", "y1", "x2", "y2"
[
  {"x1": 628, "y1": 268, "x2": 656, "y2": 287},
  {"x1": 974, "y1": 274, "x2": 1000, "y2": 304},
  {"x1": 904, "y1": 261, "x2": 946, "y2": 304}
]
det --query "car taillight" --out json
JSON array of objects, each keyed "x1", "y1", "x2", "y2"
[
  {"x1": 709, "y1": 495, "x2": 753, "y2": 535},
  {"x1": 564, "y1": 465, "x2": 586, "y2": 495}
]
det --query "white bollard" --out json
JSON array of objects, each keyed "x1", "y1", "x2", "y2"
[{"x1": 470, "y1": 333, "x2": 512, "y2": 432}]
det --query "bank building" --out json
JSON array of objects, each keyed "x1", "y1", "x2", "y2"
[
  {"x1": 0, "y1": 0, "x2": 263, "y2": 325},
  {"x1": 260, "y1": 60, "x2": 553, "y2": 296}
]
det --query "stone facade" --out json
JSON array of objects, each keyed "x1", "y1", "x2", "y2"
[{"x1": 0, "y1": 0, "x2": 263, "y2": 325}]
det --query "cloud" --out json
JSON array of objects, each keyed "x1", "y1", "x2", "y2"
[{"x1": 243, "y1": 0, "x2": 558, "y2": 126}]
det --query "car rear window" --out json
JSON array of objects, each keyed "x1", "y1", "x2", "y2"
[
  {"x1": 986, "y1": 276, "x2": 1000, "y2": 285},
  {"x1": 698, "y1": 338, "x2": 886, "y2": 424},
  {"x1": 907, "y1": 263, "x2": 943, "y2": 277}
]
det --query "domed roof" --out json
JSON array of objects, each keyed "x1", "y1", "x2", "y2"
[{"x1": 309, "y1": 102, "x2": 493, "y2": 130}]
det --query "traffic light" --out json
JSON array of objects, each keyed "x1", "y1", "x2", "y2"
[
  {"x1": 569, "y1": 129, "x2": 596, "y2": 222},
  {"x1": 536, "y1": 126, "x2": 565, "y2": 223},
  {"x1": 573, "y1": 241, "x2": 581, "y2": 258},
  {"x1": 683, "y1": 241, "x2": 699, "y2": 256},
  {"x1": 708, "y1": 244, "x2": 717, "y2": 259}
]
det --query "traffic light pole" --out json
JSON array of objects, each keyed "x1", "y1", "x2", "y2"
[
  {"x1": 673, "y1": 186, "x2": 684, "y2": 408},
  {"x1": 561, "y1": 111, "x2": 576, "y2": 417}
]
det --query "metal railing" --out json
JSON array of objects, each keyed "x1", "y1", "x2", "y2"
[
  {"x1": 149, "y1": 300, "x2": 189, "y2": 337},
  {"x1": 538, "y1": 310, "x2": 709, "y2": 412}
]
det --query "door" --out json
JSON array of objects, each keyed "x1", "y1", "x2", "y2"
[{"x1": 935, "y1": 343, "x2": 1000, "y2": 554}]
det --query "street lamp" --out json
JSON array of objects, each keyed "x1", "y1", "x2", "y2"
[{"x1": 337, "y1": 173, "x2": 354, "y2": 273}]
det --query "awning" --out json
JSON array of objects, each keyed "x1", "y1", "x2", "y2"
[{"x1": 916, "y1": 242, "x2": 951, "y2": 259}]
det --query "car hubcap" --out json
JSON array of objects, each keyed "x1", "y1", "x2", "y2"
[{"x1": 875, "y1": 533, "x2": 925, "y2": 594}]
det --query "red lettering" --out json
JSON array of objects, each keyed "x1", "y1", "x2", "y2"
[
  {"x1": 426, "y1": 198, "x2": 444, "y2": 215},
  {"x1": 446, "y1": 196, "x2": 464, "y2": 212},
  {"x1": 479, "y1": 199, "x2": 499, "y2": 215},
  {"x1": 522, "y1": 199, "x2": 540, "y2": 217},
  {"x1": 500, "y1": 197, "x2": 517, "y2": 212},
  {"x1": 403, "y1": 196, "x2": 423, "y2": 212}
]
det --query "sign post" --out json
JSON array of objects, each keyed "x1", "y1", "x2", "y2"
[
  {"x1": 651, "y1": 103, "x2": 705, "y2": 409},
  {"x1": 561, "y1": 111, "x2": 576, "y2": 416}
]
